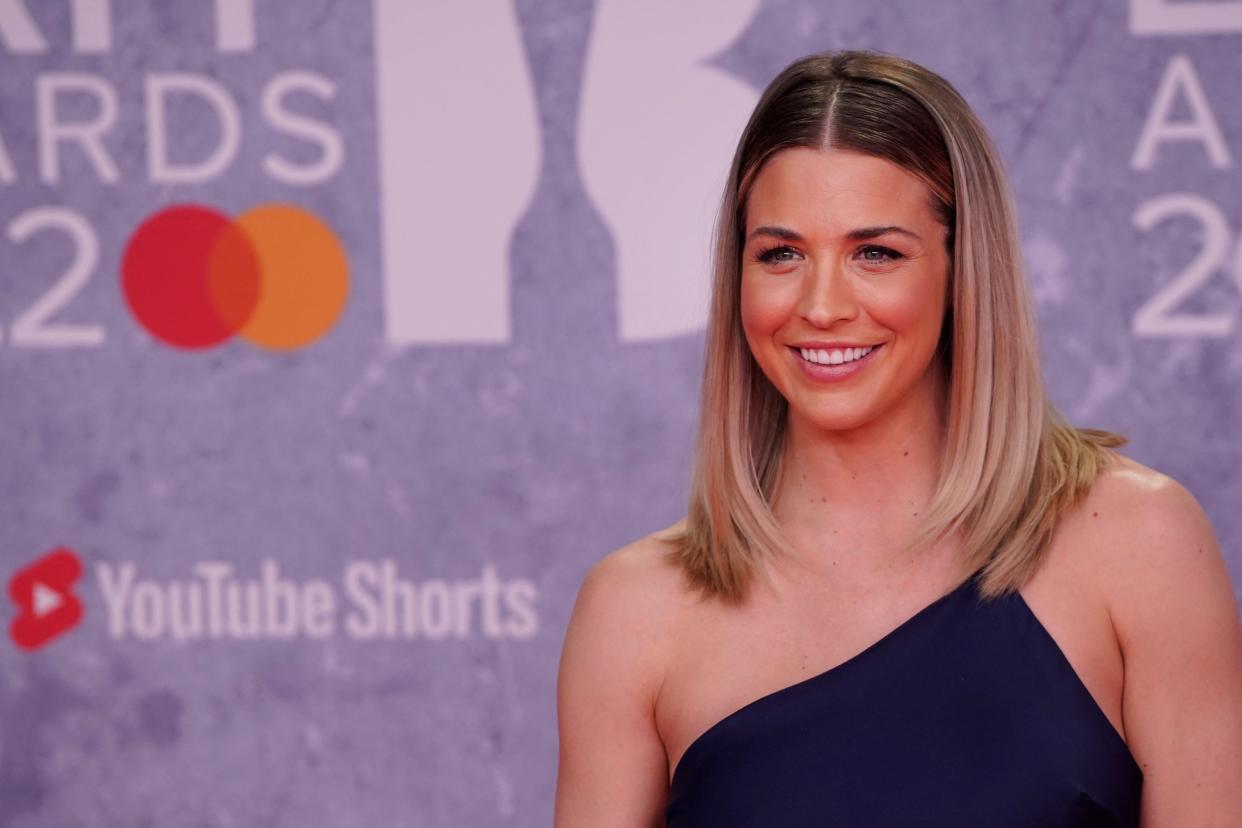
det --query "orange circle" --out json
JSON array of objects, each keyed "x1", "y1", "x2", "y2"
[{"x1": 223, "y1": 204, "x2": 349, "y2": 350}]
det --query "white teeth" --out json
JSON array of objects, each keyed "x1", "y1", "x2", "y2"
[{"x1": 798, "y1": 345, "x2": 875, "y2": 365}]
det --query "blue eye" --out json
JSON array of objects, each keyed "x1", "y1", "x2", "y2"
[
  {"x1": 754, "y1": 245, "x2": 798, "y2": 264},
  {"x1": 859, "y1": 245, "x2": 902, "y2": 263}
]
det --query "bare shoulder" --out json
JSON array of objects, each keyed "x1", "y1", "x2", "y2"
[
  {"x1": 586, "y1": 516, "x2": 691, "y2": 591},
  {"x1": 564, "y1": 518, "x2": 698, "y2": 697},
  {"x1": 573, "y1": 516, "x2": 694, "y2": 640},
  {"x1": 554, "y1": 518, "x2": 692, "y2": 827},
  {"x1": 1075, "y1": 450, "x2": 1196, "y2": 525},
  {"x1": 562, "y1": 516, "x2": 692, "y2": 683},
  {"x1": 1071, "y1": 451, "x2": 1242, "y2": 817},
  {"x1": 1069, "y1": 451, "x2": 1226, "y2": 606}
]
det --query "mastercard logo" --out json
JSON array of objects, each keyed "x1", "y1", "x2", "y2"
[{"x1": 121, "y1": 203, "x2": 349, "y2": 350}]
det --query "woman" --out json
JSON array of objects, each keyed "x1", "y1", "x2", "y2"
[{"x1": 554, "y1": 50, "x2": 1242, "y2": 826}]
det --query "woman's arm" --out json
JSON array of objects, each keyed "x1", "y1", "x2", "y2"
[
  {"x1": 554, "y1": 542, "x2": 673, "y2": 827},
  {"x1": 1099, "y1": 466, "x2": 1242, "y2": 825}
]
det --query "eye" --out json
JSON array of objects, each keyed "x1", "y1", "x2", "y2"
[
  {"x1": 753, "y1": 245, "x2": 800, "y2": 265},
  {"x1": 857, "y1": 245, "x2": 903, "y2": 265}
]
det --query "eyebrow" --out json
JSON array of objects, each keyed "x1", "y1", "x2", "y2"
[{"x1": 746, "y1": 225, "x2": 922, "y2": 244}]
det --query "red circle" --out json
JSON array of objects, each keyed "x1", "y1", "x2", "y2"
[{"x1": 121, "y1": 205, "x2": 261, "y2": 349}]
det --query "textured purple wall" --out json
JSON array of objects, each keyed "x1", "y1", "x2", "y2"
[{"x1": 1, "y1": 1, "x2": 1239, "y2": 825}]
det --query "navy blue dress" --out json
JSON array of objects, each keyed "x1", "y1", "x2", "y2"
[{"x1": 664, "y1": 568, "x2": 1142, "y2": 827}]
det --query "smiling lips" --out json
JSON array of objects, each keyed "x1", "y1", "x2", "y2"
[
  {"x1": 787, "y1": 343, "x2": 882, "y2": 380},
  {"x1": 794, "y1": 344, "x2": 876, "y2": 366}
]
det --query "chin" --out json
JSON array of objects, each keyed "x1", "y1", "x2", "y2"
[{"x1": 791, "y1": 405, "x2": 877, "y2": 434}]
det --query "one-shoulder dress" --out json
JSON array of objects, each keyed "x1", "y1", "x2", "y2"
[{"x1": 663, "y1": 568, "x2": 1143, "y2": 827}]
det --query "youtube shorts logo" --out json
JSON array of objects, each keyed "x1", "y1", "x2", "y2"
[{"x1": 8, "y1": 548, "x2": 84, "y2": 651}]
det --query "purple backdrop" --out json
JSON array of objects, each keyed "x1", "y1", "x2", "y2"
[{"x1": 2, "y1": 1, "x2": 1239, "y2": 825}]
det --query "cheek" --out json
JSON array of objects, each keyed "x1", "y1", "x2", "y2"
[
  {"x1": 739, "y1": 272, "x2": 793, "y2": 340},
  {"x1": 865, "y1": 275, "x2": 947, "y2": 343}
]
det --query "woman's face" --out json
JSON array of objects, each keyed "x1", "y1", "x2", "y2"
[{"x1": 740, "y1": 147, "x2": 951, "y2": 435}]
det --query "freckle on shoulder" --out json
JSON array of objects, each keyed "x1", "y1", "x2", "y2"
[
  {"x1": 1073, "y1": 449, "x2": 1212, "y2": 565},
  {"x1": 1054, "y1": 450, "x2": 1179, "y2": 558}
]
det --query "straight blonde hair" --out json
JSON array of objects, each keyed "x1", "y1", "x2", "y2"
[{"x1": 657, "y1": 50, "x2": 1124, "y2": 604}]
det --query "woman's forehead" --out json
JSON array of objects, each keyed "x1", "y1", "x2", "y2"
[{"x1": 744, "y1": 147, "x2": 938, "y2": 234}]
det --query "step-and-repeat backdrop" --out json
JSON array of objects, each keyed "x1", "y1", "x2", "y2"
[{"x1": 3, "y1": 1, "x2": 1240, "y2": 825}]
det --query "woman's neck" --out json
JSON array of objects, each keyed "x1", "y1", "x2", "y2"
[{"x1": 768, "y1": 373, "x2": 950, "y2": 582}]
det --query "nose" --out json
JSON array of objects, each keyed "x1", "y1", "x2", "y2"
[{"x1": 796, "y1": 258, "x2": 859, "y2": 328}]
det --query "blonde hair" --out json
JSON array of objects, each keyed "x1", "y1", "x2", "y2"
[{"x1": 658, "y1": 49, "x2": 1124, "y2": 604}]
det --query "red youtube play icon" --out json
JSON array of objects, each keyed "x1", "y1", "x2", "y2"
[{"x1": 9, "y1": 547, "x2": 84, "y2": 650}]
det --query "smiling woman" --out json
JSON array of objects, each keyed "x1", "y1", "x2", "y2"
[
  {"x1": 554, "y1": 50, "x2": 1242, "y2": 827},
  {"x1": 740, "y1": 148, "x2": 951, "y2": 438}
]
